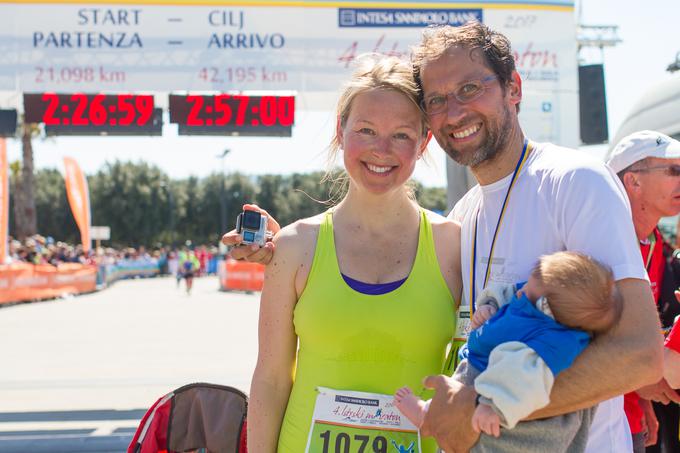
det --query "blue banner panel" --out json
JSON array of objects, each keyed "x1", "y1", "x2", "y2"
[{"x1": 338, "y1": 8, "x2": 483, "y2": 28}]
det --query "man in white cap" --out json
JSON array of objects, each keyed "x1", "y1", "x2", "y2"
[{"x1": 607, "y1": 130, "x2": 680, "y2": 453}]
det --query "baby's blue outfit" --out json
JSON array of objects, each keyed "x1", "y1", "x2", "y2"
[
  {"x1": 455, "y1": 283, "x2": 596, "y2": 453},
  {"x1": 467, "y1": 291, "x2": 590, "y2": 376}
]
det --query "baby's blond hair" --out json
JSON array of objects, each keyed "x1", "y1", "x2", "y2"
[{"x1": 532, "y1": 251, "x2": 622, "y2": 335}]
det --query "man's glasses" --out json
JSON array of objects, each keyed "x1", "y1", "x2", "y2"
[
  {"x1": 420, "y1": 75, "x2": 498, "y2": 116},
  {"x1": 630, "y1": 164, "x2": 680, "y2": 177}
]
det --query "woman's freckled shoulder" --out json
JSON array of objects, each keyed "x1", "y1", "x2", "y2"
[{"x1": 272, "y1": 213, "x2": 325, "y2": 257}]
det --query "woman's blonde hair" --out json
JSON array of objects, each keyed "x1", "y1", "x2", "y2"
[{"x1": 322, "y1": 54, "x2": 429, "y2": 203}]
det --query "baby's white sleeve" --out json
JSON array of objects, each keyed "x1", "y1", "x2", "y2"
[
  {"x1": 474, "y1": 341, "x2": 554, "y2": 429},
  {"x1": 475, "y1": 283, "x2": 516, "y2": 310}
]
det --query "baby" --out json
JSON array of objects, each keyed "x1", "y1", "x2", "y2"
[{"x1": 395, "y1": 251, "x2": 623, "y2": 438}]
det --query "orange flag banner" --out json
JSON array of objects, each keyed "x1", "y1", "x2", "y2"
[
  {"x1": 63, "y1": 157, "x2": 91, "y2": 253},
  {"x1": 0, "y1": 139, "x2": 8, "y2": 264}
]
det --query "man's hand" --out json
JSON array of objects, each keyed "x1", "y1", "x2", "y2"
[
  {"x1": 470, "y1": 305, "x2": 496, "y2": 329},
  {"x1": 636, "y1": 378, "x2": 680, "y2": 404},
  {"x1": 221, "y1": 204, "x2": 280, "y2": 265},
  {"x1": 421, "y1": 375, "x2": 479, "y2": 453},
  {"x1": 640, "y1": 398, "x2": 659, "y2": 447}
]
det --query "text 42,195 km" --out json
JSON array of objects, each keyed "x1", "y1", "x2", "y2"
[{"x1": 198, "y1": 66, "x2": 287, "y2": 84}]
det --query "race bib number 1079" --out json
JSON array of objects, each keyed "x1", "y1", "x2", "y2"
[{"x1": 305, "y1": 387, "x2": 421, "y2": 453}]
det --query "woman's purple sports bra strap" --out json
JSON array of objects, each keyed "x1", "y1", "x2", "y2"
[{"x1": 341, "y1": 273, "x2": 407, "y2": 295}]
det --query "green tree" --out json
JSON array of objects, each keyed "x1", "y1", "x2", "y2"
[
  {"x1": 195, "y1": 173, "x2": 226, "y2": 244},
  {"x1": 413, "y1": 183, "x2": 448, "y2": 214},
  {"x1": 284, "y1": 171, "x2": 335, "y2": 223},
  {"x1": 89, "y1": 161, "x2": 169, "y2": 247},
  {"x1": 252, "y1": 172, "x2": 339, "y2": 228},
  {"x1": 26, "y1": 159, "x2": 447, "y2": 248},
  {"x1": 223, "y1": 173, "x2": 258, "y2": 236},
  {"x1": 254, "y1": 174, "x2": 290, "y2": 225},
  {"x1": 12, "y1": 123, "x2": 41, "y2": 240},
  {"x1": 173, "y1": 175, "x2": 203, "y2": 245}
]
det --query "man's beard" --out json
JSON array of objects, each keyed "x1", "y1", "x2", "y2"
[{"x1": 439, "y1": 105, "x2": 513, "y2": 169}]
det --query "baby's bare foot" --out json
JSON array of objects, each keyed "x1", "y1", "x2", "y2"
[
  {"x1": 394, "y1": 387, "x2": 428, "y2": 428},
  {"x1": 394, "y1": 386, "x2": 413, "y2": 403}
]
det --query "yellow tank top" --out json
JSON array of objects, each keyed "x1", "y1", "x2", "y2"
[{"x1": 277, "y1": 209, "x2": 456, "y2": 452}]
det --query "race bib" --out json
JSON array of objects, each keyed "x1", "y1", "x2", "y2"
[{"x1": 305, "y1": 387, "x2": 421, "y2": 453}]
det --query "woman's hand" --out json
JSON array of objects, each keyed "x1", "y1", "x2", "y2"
[{"x1": 221, "y1": 204, "x2": 280, "y2": 264}]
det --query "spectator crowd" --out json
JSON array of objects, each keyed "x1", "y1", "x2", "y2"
[{"x1": 5, "y1": 234, "x2": 222, "y2": 278}]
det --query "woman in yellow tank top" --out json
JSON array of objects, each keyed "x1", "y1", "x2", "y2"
[{"x1": 247, "y1": 55, "x2": 462, "y2": 453}]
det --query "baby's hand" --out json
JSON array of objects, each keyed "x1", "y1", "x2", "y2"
[
  {"x1": 471, "y1": 402, "x2": 501, "y2": 438},
  {"x1": 471, "y1": 305, "x2": 497, "y2": 329}
]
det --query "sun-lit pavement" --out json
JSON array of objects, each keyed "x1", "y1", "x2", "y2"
[{"x1": 0, "y1": 276, "x2": 260, "y2": 452}]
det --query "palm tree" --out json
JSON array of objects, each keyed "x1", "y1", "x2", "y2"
[{"x1": 11, "y1": 121, "x2": 39, "y2": 240}]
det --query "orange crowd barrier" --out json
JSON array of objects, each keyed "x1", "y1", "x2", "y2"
[
  {"x1": 219, "y1": 259, "x2": 265, "y2": 292},
  {"x1": 0, "y1": 262, "x2": 97, "y2": 305}
]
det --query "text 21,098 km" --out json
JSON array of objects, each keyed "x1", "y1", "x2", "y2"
[{"x1": 35, "y1": 66, "x2": 126, "y2": 84}]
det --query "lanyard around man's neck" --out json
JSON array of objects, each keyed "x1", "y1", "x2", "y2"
[
  {"x1": 469, "y1": 139, "x2": 530, "y2": 312},
  {"x1": 643, "y1": 231, "x2": 657, "y2": 271}
]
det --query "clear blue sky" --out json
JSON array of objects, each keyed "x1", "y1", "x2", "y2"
[{"x1": 6, "y1": 0, "x2": 679, "y2": 187}]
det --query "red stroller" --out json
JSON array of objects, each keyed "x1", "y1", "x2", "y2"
[{"x1": 128, "y1": 383, "x2": 248, "y2": 453}]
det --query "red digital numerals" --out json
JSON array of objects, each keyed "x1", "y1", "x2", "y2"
[
  {"x1": 40, "y1": 93, "x2": 154, "y2": 127},
  {"x1": 184, "y1": 95, "x2": 294, "y2": 128}
]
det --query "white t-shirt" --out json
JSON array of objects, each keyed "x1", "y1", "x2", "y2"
[{"x1": 450, "y1": 141, "x2": 647, "y2": 453}]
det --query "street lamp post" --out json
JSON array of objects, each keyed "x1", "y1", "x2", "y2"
[
  {"x1": 217, "y1": 149, "x2": 231, "y2": 236},
  {"x1": 160, "y1": 181, "x2": 175, "y2": 246}
]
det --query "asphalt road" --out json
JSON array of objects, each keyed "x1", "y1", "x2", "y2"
[{"x1": 0, "y1": 276, "x2": 260, "y2": 452}]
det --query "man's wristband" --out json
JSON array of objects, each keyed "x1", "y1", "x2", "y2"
[{"x1": 475, "y1": 394, "x2": 482, "y2": 407}]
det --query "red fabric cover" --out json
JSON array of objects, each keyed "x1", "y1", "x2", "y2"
[
  {"x1": 239, "y1": 419, "x2": 248, "y2": 453},
  {"x1": 625, "y1": 228, "x2": 665, "y2": 434},
  {"x1": 129, "y1": 383, "x2": 248, "y2": 453},
  {"x1": 127, "y1": 393, "x2": 172, "y2": 453},
  {"x1": 666, "y1": 321, "x2": 680, "y2": 353},
  {"x1": 140, "y1": 401, "x2": 171, "y2": 453},
  {"x1": 624, "y1": 393, "x2": 644, "y2": 434}
]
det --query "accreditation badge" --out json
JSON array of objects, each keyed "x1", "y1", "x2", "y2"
[
  {"x1": 304, "y1": 387, "x2": 421, "y2": 453},
  {"x1": 456, "y1": 305, "x2": 471, "y2": 342},
  {"x1": 443, "y1": 305, "x2": 472, "y2": 374}
]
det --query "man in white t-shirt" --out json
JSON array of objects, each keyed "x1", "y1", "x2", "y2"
[
  {"x1": 412, "y1": 23, "x2": 663, "y2": 453},
  {"x1": 220, "y1": 21, "x2": 663, "y2": 453}
]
